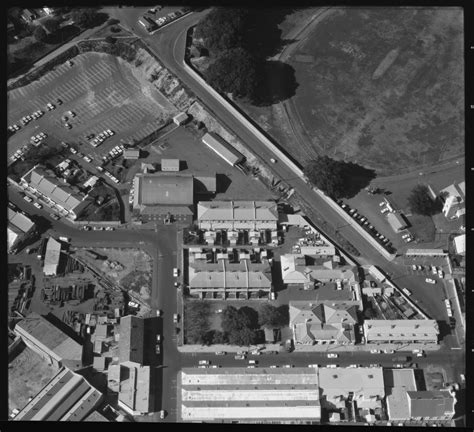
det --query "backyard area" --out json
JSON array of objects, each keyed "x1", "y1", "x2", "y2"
[{"x1": 236, "y1": 7, "x2": 463, "y2": 175}]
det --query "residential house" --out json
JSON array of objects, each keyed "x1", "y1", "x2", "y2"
[
  {"x1": 363, "y1": 320, "x2": 439, "y2": 345},
  {"x1": 440, "y1": 181, "x2": 465, "y2": 219}
]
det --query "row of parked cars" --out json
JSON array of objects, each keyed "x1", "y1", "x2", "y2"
[
  {"x1": 90, "y1": 129, "x2": 115, "y2": 147},
  {"x1": 339, "y1": 202, "x2": 392, "y2": 248}
]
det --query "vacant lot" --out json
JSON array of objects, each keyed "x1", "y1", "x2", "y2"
[
  {"x1": 9, "y1": 346, "x2": 57, "y2": 412},
  {"x1": 291, "y1": 7, "x2": 463, "y2": 174},
  {"x1": 74, "y1": 247, "x2": 153, "y2": 299},
  {"x1": 7, "y1": 51, "x2": 177, "y2": 160}
]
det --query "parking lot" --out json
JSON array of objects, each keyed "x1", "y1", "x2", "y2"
[{"x1": 7, "y1": 52, "x2": 177, "y2": 160}]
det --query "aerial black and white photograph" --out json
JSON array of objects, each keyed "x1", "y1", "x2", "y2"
[{"x1": 6, "y1": 3, "x2": 468, "y2": 427}]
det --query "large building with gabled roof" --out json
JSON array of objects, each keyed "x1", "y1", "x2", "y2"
[
  {"x1": 119, "y1": 315, "x2": 145, "y2": 366},
  {"x1": 8, "y1": 207, "x2": 35, "y2": 253},
  {"x1": 20, "y1": 165, "x2": 91, "y2": 219},
  {"x1": 132, "y1": 173, "x2": 194, "y2": 224},
  {"x1": 197, "y1": 200, "x2": 279, "y2": 231}
]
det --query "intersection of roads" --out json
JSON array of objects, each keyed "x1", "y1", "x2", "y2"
[{"x1": 8, "y1": 7, "x2": 465, "y2": 423}]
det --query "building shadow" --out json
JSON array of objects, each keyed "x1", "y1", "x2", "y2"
[{"x1": 216, "y1": 173, "x2": 232, "y2": 194}]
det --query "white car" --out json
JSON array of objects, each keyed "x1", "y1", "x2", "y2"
[
  {"x1": 159, "y1": 410, "x2": 165, "y2": 419},
  {"x1": 33, "y1": 202, "x2": 42, "y2": 209},
  {"x1": 381, "y1": 208, "x2": 389, "y2": 214},
  {"x1": 270, "y1": 365, "x2": 278, "y2": 368},
  {"x1": 199, "y1": 360, "x2": 209, "y2": 365},
  {"x1": 370, "y1": 349, "x2": 380, "y2": 354},
  {"x1": 84, "y1": 156, "x2": 92, "y2": 163},
  {"x1": 438, "y1": 269, "x2": 444, "y2": 278},
  {"x1": 326, "y1": 364, "x2": 337, "y2": 368},
  {"x1": 379, "y1": 202, "x2": 386, "y2": 206},
  {"x1": 327, "y1": 353, "x2": 338, "y2": 358},
  {"x1": 173, "y1": 268, "x2": 179, "y2": 277},
  {"x1": 70, "y1": 148, "x2": 77, "y2": 154},
  {"x1": 105, "y1": 227, "x2": 115, "y2": 231},
  {"x1": 425, "y1": 278, "x2": 436, "y2": 284},
  {"x1": 24, "y1": 196, "x2": 33, "y2": 203},
  {"x1": 384, "y1": 349, "x2": 395, "y2": 354},
  {"x1": 128, "y1": 301, "x2": 139, "y2": 308},
  {"x1": 348, "y1": 364, "x2": 359, "y2": 368},
  {"x1": 308, "y1": 364, "x2": 319, "y2": 368},
  {"x1": 283, "y1": 365, "x2": 293, "y2": 368},
  {"x1": 411, "y1": 264, "x2": 417, "y2": 271},
  {"x1": 270, "y1": 158, "x2": 277, "y2": 163},
  {"x1": 431, "y1": 266, "x2": 438, "y2": 275}
]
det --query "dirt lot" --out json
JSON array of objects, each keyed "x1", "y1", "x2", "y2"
[
  {"x1": 141, "y1": 126, "x2": 277, "y2": 201},
  {"x1": 74, "y1": 247, "x2": 153, "y2": 300},
  {"x1": 7, "y1": 51, "x2": 176, "y2": 160},
  {"x1": 236, "y1": 7, "x2": 463, "y2": 176},
  {"x1": 9, "y1": 346, "x2": 57, "y2": 412}
]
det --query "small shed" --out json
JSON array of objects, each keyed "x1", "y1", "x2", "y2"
[
  {"x1": 173, "y1": 112, "x2": 189, "y2": 126},
  {"x1": 386, "y1": 212, "x2": 407, "y2": 232},
  {"x1": 161, "y1": 159, "x2": 180, "y2": 172},
  {"x1": 124, "y1": 149, "x2": 140, "y2": 160}
]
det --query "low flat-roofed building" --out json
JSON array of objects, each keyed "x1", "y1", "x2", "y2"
[
  {"x1": 188, "y1": 257, "x2": 272, "y2": 300},
  {"x1": 299, "y1": 245, "x2": 336, "y2": 256},
  {"x1": 118, "y1": 364, "x2": 154, "y2": 416},
  {"x1": 83, "y1": 175, "x2": 99, "y2": 189},
  {"x1": 132, "y1": 173, "x2": 194, "y2": 224},
  {"x1": 43, "y1": 237, "x2": 62, "y2": 276},
  {"x1": 453, "y1": 234, "x2": 465, "y2": 255},
  {"x1": 8, "y1": 207, "x2": 35, "y2": 252},
  {"x1": 198, "y1": 200, "x2": 278, "y2": 231},
  {"x1": 407, "y1": 390, "x2": 456, "y2": 421},
  {"x1": 119, "y1": 315, "x2": 145, "y2": 366},
  {"x1": 180, "y1": 367, "x2": 321, "y2": 423},
  {"x1": 124, "y1": 149, "x2": 140, "y2": 160},
  {"x1": 161, "y1": 158, "x2": 180, "y2": 171},
  {"x1": 14, "y1": 367, "x2": 103, "y2": 421},
  {"x1": 21, "y1": 165, "x2": 91, "y2": 220},
  {"x1": 14, "y1": 312, "x2": 83, "y2": 369},
  {"x1": 318, "y1": 367, "x2": 384, "y2": 411},
  {"x1": 173, "y1": 112, "x2": 188, "y2": 125},
  {"x1": 405, "y1": 248, "x2": 447, "y2": 257},
  {"x1": 384, "y1": 368, "x2": 417, "y2": 421},
  {"x1": 201, "y1": 132, "x2": 244, "y2": 166},
  {"x1": 364, "y1": 320, "x2": 439, "y2": 344},
  {"x1": 387, "y1": 212, "x2": 407, "y2": 232}
]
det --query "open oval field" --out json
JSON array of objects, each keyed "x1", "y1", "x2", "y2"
[{"x1": 289, "y1": 7, "x2": 463, "y2": 175}]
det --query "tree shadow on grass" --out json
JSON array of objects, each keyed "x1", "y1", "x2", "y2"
[
  {"x1": 253, "y1": 60, "x2": 299, "y2": 106},
  {"x1": 45, "y1": 24, "x2": 81, "y2": 44},
  {"x1": 341, "y1": 162, "x2": 377, "y2": 199},
  {"x1": 242, "y1": 8, "x2": 299, "y2": 59}
]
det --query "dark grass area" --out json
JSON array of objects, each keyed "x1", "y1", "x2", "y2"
[{"x1": 290, "y1": 8, "x2": 463, "y2": 174}]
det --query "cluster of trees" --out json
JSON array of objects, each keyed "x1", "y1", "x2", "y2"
[
  {"x1": 185, "y1": 302, "x2": 289, "y2": 346},
  {"x1": 407, "y1": 185, "x2": 441, "y2": 216},
  {"x1": 304, "y1": 156, "x2": 376, "y2": 199},
  {"x1": 194, "y1": 8, "x2": 260, "y2": 101}
]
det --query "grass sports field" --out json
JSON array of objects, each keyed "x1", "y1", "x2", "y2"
[
  {"x1": 7, "y1": 51, "x2": 177, "y2": 160},
  {"x1": 289, "y1": 7, "x2": 463, "y2": 174}
]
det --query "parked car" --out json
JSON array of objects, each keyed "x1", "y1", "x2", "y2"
[
  {"x1": 425, "y1": 278, "x2": 436, "y2": 284},
  {"x1": 235, "y1": 355, "x2": 246, "y2": 360},
  {"x1": 159, "y1": 410, "x2": 166, "y2": 419},
  {"x1": 23, "y1": 196, "x2": 33, "y2": 203},
  {"x1": 326, "y1": 364, "x2": 337, "y2": 368},
  {"x1": 370, "y1": 349, "x2": 380, "y2": 354},
  {"x1": 199, "y1": 360, "x2": 209, "y2": 365},
  {"x1": 327, "y1": 353, "x2": 338, "y2": 358},
  {"x1": 173, "y1": 313, "x2": 179, "y2": 323},
  {"x1": 173, "y1": 268, "x2": 179, "y2": 277},
  {"x1": 33, "y1": 202, "x2": 42, "y2": 209},
  {"x1": 215, "y1": 351, "x2": 226, "y2": 355}
]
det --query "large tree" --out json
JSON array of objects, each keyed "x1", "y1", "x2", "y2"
[
  {"x1": 42, "y1": 17, "x2": 60, "y2": 34},
  {"x1": 33, "y1": 26, "x2": 48, "y2": 42},
  {"x1": 407, "y1": 184, "x2": 439, "y2": 216},
  {"x1": 258, "y1": 304, "x2": 288, "y2": 327},
  {"x1": 194, "y1": 7, "x2": 247, "y2": 54},
  {"x1": 71, "y1": 8, "x2": 103, "y2": 28},
  {"x1": 205, "y1": 48, "x2": 259, "y2": 100},
  {"x1": 304, "y1": 156, "x2": 347, "y2": 199}
]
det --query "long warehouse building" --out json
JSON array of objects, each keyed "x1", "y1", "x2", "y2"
[
  {"x1": 180, "y1": 367, "x2": 321, "y2": 423},
  {"x1": 201, "y1": 132, "x2": 245, "y2": 167}
]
